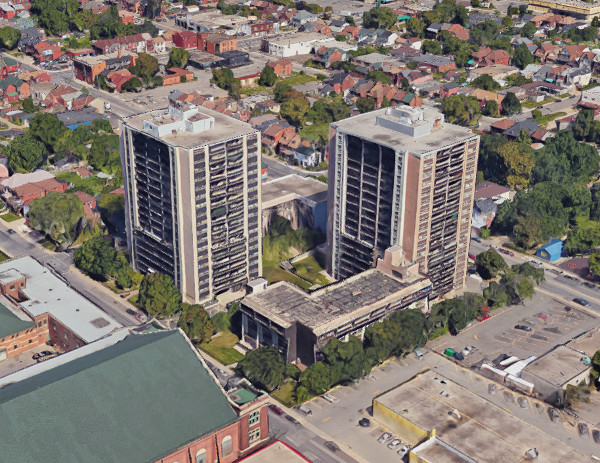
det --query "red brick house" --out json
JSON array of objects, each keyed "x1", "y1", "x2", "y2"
[
  {"x1": 313, "y1": 47, "x2": 343, "y2": 68},
  {"x1": 266, "y1": 59, "x2": 292, "y2": 77},
  {"x1": 162, "y1": 67, "x2": 194, "y2": 86},
  {"x1": 197, "y1": 33, "x2": 237, "y2": 54},
  {"x1": 118, "y1": 9, "x2": 134, "y2": 24},
  {"x1": 472, "y1": 47, "x2": 509, "y2": 66},
  {"x1": 33, "y1": 41, "x2": 62, "y2": 62},
  {"x1": 173, "y1": 31, "x2": 198, "y2": 50},
  {"x1": 0, "y1": 57, "x2": 19, "y2": 78}
]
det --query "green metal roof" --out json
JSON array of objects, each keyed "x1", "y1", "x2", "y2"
[
  {"x1": 0, "y1": 330, "x2": 239, "y2": 462},
  {"x1": 0, "y1": 302, "x2": 34, "y2": 338}
]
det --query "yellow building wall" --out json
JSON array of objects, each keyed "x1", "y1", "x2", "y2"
[{"x1": 372, "y1": 400, "x2": 431, "y2": 445}]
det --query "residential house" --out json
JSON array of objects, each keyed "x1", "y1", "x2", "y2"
[
  {"x1": 313, "y1": 46, "x2": 344, "y2": 68},
  {"x1": 0, "y1": 76, "x2": 29, "y2": 102},
  {"x1": 556, "y1": 114, "x2": 577, "y2": 130},
  {"x1": 440, "y1": 82, "x2": 460, "y2": 99},
  {"x1": 471, "y1": 47, "x2": 510, "y2": 67},
  {"x1": 107, "y1": 69, "x2": 135, "y2": 92},
  {"x1": 118, "y1": 9, "x2": 134, "y2": 25},
  {"x1": 232, "y1": 64, "x2": 262, "y2": 88},
  {"x1": 17, "y1": 70, "x2": 50, "y2": 83},
  {"x1": 290, "y1": 10, "x2": 316, "y2": 26},
  {"x1": 341, "y1": 25, "x2": 359, "y2": 38},
  {"x1": 240, "y1": 21, "x2": 276, "y2": 36},
  {"x1": 503, "y1": 118, "x2": 540, "y2": 139},
  {"x1": 93, "y1": 33, "x2": 154, "y2": 55},
  {"x1": 468, "y1": 64, "x2": 520, "y2": 84},
  {"x1": 294, "y1": 144, "x2": 317, "y2": 167},
  {"x1": 0, "y1": 56, "x2": 19, "y2": 78},
  {"x1": 557, "y1": 44, "x2": 589, "y2": 65},
  {"x1": 266, "y1": 58, "x2": 292, "y2": 77},
  {"x1": 33, "y1": 41, "x2": 61, "y2": 62},
  {"x1": 474, "y1": 181, "x2": 511, "y2": 203},
  {"x1": 446, "y1": 24, "x2": 469, "y2": 41},
  {"x1": 76, "y1": 167, "x2": 92, "y2": 179},
  {"x1": 197, "y1": 33, "x2": 237, "y2": 54},
  {"x1": 534, "y1": 42, "x2": 559, "y2": 62},
  {"x1": 73, "y1": 51, "x2": 137, "y2": 85},
  {"x1": 152, "y1": 36, "x2": 166, "y2": 53},
  {"x1": 412, "y1": 54, "x2": 457, "y2": 73},
  {"x1": 323, "y1": 72, "x2": 354, "y2": 95}
]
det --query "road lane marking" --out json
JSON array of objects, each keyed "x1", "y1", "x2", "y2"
[{"x1": 321, "y1": 417, "x2": 331, "y2": 423}]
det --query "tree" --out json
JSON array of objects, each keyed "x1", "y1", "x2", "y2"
[
  {"x1": 280, "y1": 93, "x2": 310, "y2": 126},
  {"x1": 515, "y1": 128, "x2": 532, "y2": 145},
  {"x1": 422, "y1": 40, "x2": 443, "y2": 55},
  {"x1": 470, "y1": 0, "x2": 480, "y2": 6},
  {"x1": 518, "y1": 4, "x2": 528, "y2": 15},
  {"x1": 483, "y1": 281, "x2": 509, "y2": 308},
  {"x1": 513, "y1": 43, "x2": 534, "y2": 69},
  {"x1": 356, "y1": 97, "x2": 375, "y2": 114},
  {"x1": 483, "y1": 99, "x2": 498, "y2": 116},
  {"x1": 363, "y1": 7, "x2": 397, "y2": 29},
  {"x1": 573, "y1": 108, "x2": 595, "y2": 142},
  {"x1": 73, "y1": 236, "x2": 120, "y2": 280},
  {"x1": 565, "y1": 217, "x2": 600, "y2": 255},
  {"x1": 406, "y1": 17, "x2": 424, "y2": 37},
  {"x1": 469, "y1": 19, "x2": 500, "y2": 46},
  {"x1": 501, "y1": 91, "x2": 521, "y2": 116},
  {"x1": 593, "y1": 16, "x2": 599, "y2": 27},
  {"x1": 367, "y1": 70, "x2": 392, "y2": 84},
  {"x1": 122, "y1": 77, "x2": 142, "y2": 92},
  {"x1": 364, "y1": 320, "x2": 401, "y2": 364},
  {"x1": 29, "y1": 113, "x2": 67, "y2": 151},
  {"x1": 513, "y1": 215, "x2": 542, "y2": 249},
  {"x1": 471, "y1": 74, "x2": 500, "y2": 91},
  {"x1": 273, "y1": 82, "x2": 292, "y2": 102},
  {"x1": 178, "y1": 304, "x2": 215, "y2": 344},
  {"x1": 5, "y1": 133, "x2": 46, "y2": 173},
  {"x1": 521, "y1": 22, "x2": 537, "y2": 38},
  {"x1": 478, "y1": 133, "x2": 508, "y2": 183},
  {"x1": 501, "y1": 15, "x2": 513, "y2": 28},
  {"x1": 137, "y1": 273, "x2": 182, "y2": 318},
  {"x1": 497, "y1": 142, "x2": 534, "y2": 190},
  {"x1": 0, "y1": 27, "x2": 20, "y2": 49},
  {"x1": 511, "y1": 262, "x2": 545, "y2": 284},
  {"x1": 390, "y1": 309, "x2": 429, "y2": 352},
  {"x1": 28, "y1": 192, "x2": 85, "y2": 248},
  {"x1": 167, "y1": 47, "x2": 190, "y2": 68},
  {"x1": 258, "y1": 66, "x2": 277, "y2": 87},
  {"x1": 321, "y1": 336, "x2": 370, "y2": 382},
  {"x1": 441, "y1": 94, "x2": 480, "y2": 126},
  {"x1": 475, "y1": 249, "x2": 507, "y2": 279},
  {"x1": 237, "y1": 346, "x2": 286, "y2": 391},
  {"x1": 136, "y1": 52, "x2": 159, "y2": 77},
  {"x1": 590, "y1": 253, "x2": 600, "y2": 277},
  {"x1": 300, "y1": 361, "x2": 333, "y2": 394}
]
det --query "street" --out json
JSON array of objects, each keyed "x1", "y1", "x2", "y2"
[{"x1": 0, "y1": 222, "x2": 138, "y2": 327}]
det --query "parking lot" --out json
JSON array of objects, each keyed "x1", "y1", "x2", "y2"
[{"x1": 429, "y1": 291, "x2": 600, "y2": 367}]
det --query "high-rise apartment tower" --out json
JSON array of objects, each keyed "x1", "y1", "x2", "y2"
[
  {"x1": 121, "y1": 100, "x2": 262, "y2": 303},
  {"x1": 327, "y1": 106, "x2": 479, "y2": 299}
]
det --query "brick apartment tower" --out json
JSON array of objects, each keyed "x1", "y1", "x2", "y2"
[
  {"x1": 121, "y1": 101, "x2": 262, "y2": 303},
  {"x1": 327, "y1": 106, "x2": 480, "y2": 299}
]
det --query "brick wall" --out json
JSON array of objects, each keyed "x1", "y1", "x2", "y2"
[
  {"x1": 48, "y1": 315, "x2": 86, "y2": 351},
  {"x1": 0, "y1": 314, "x2": 49, "y2": 358}
]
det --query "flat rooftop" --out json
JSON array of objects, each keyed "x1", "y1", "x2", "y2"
[
  {"x1": 376, "y1": 370, "x2": 595, "y2": 463},
  {"x1": 261, "y1": 174, "x2": 327, "y2": 208},
  {"x1": 331, "y1": 107, "x2": 476, "y2": 155},
  {"x1": 123, "y1": 105, "x2": 258, "y2": 149},
  {"x1": 240, "y1": 441, "x2": 309, "y2": 463},
  {"x1": 268, "y1": 32, "x2": 333, "y2": 46},
  {"x1": 567, "y1": 328, "x2": 600, "y2": 357},
  {"x1": 522, "y1": 345, "x2": 590, "y2": 387},
  {"x1": 0, "y1": 256, "x2": 121, "y2": 343},
  {"x1": 413, "y1": 438, "x2": 472, "y2": 463},
  {"x1": 0, "y1": 301, "x2": 33, "y2": 338},
  {"x1": 243, "y1": 270, "x2": 429, "y2": 335},
  {"x1": 73, "y1": 50, "x2": 136, "y2": 65}
]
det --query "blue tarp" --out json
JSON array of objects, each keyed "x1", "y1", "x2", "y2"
[{"x1": 536, "y1": 238, "x2": 563, "y2": 262}]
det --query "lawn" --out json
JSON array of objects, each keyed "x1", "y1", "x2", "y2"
[
  {"x1": 263, "y1": 259, "x2": 312, "y2": 291},
  {"x1": 280, "y1": 73, "x2": 318, "y2": 86},
  {"x1": 535, "y1": 111, "x2": 567, "y2": 128},
  {"x1": 0, "y1": 249, "x2": 10, "y2": 262},
  {"x1": 271, "y1": 380, "x2": 298, "y2": 407},
  {"x1": 300, "y1": 122, "x2": 328, "y2": 146},
  {"x1": 200, "y1": 330, "x2": 245, "y2": 365},
  {"x1": 39, "y1": 238, "x2": 55, "y2": 250},
  {"x1": 0, "y1": 212, "x2": 21, "y2": 222},
  {"x1": 128, "y1": 294, "x2": 139, "y2": 307},
  {"x1": 55, "y1": 171, "x2": 108, "y2": 196},
  {"x1": 292, "y1": 255, "x2": 330, "y2": 286},
  {"x1": 522, "y1": 97, "x2": 556, "y2": 109}
]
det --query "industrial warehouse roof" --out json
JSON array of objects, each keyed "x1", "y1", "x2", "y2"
[
  {"x1": 124, "y1": 105, "x2": 258, "y2": 149},
  {"x1": 0, "y1": 256, "x2": 121, "y2": 343},
  {"x1": 0, "y1": 330, "x2": 239, "y2": 463},
  {"x1": 242, "y1": 269, "x2": 429, "y2": 335},
  {"x1": 0, "y1": 301, "x2": 33, "y2": 338},
  {"x1": 331, "y1": 107, "x2": 476, "y2": 155},
  {"x1": 377, "y1": 370, "x2": 595, "y2": 463},
  {"x1": 522, "y1": 345, "x2": 591, "y2": 388}
]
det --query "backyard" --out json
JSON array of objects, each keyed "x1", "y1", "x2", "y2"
[{"x1": 55, "y1": 172, "x2": 108, "y2": 196}]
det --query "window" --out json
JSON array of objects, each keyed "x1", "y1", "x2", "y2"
[
  {"x1": 52, "y1": 323, "x2": 56, "y2": 332},
  {"x1": 248, "y1": 411, "x2": 260, "y2": 426},
  {"x1": 13, "y1": 345, "x2": 17, "y2": 350},
  {"x1": 248, "y1": 428, "x2": 261, "y2": 443},
  {"x1": 221, "y1": 436, "x2": 232, "y2": 456},
  {"x1": 195, "y1": 449, "x2": 206, "y2": 463},
  {"x1": 38, "y1": 321, "x2": 42, "y2": 328}
]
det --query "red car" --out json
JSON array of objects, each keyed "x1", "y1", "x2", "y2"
[
  {"x1": 468, "y1": 253, "x2": 476, "y2": 260},
  {"x1": 477, "y1": 313, "x2": 491, "y2": 322},
  {"x1": 269, "y1": 404, "x2": 284, "y2": 415}
]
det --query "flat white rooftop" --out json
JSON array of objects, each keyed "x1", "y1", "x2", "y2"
[{"x1": 0, "y1": 256, "x2": 121, "y2": 343}]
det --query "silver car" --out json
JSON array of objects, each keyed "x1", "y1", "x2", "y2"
[
  {"x1": 378, "y1": 432, "x2": 392, "y2": 443},
  {"x1": 388, "y1": 439, "x2": 402, "y2": 450}
]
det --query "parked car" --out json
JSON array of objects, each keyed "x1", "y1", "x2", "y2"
[
  {"x1": 126, "y1": 308, "x2": 136, "y2": 316},
  {"x1": 578, "y1": 423, "x2": 590, "y2": 438},
  {"x1": 468, "y1": 253, "x2": 476, "y2": 260},
  {"x1": 472, "y1": 236, "x2": 481, "y2": 242},
  {"x1": 592, "y1": 429, "x2": 600, "y2": 444},
  {"x1": 488, "y1": 383, "x2": 497, "y2": 395},
  {"x1": 7, "y1": 229, "x2": 15, "y2": 235},
  {"x1": 378, "y1": 432, "x2": 392, "y2": 443},
  {"x1": 285, "y1": 415, "x2": 300, "y2": 425},
  {"x1": 514, "y1": 324, "x2": 532, "y2": 332},
  {"x1": 359, "y1": 418, "x2": 371, "y2": 427},
  {"x1": 387, "y1": 439, "x2": 402, "y2": 450},
  {"x1": 453, "y1": 351, "x2": 464, "y2": 361},
  {"x1": 397, "y1": 445, "x2": 410, "y2": 458},
  {"x1": 548, "y1": 408, "x2": 561, "y2": 422},
  {"x1": 529, "y1": 260, "x2": 543, "y2": 267},
  {"x1": 324, "y1": 441, "x2": 339, "y2": 452},
  {"x1": 477, "y1": 313, "x2": 490, "y2": 322},
  {"x1": 573, "y1": 298, "x2": 590, "y2": 307},
  {"x1": 269, "y1": 404, "x2": 284, "y2": 415},
  {"x1": 322, "y1": 393, "x2": 339, "y2": 404},
  {"x1": 414, "y1": 348, "x2": 424, "y2": 359},
  {"x1": 295, "y1": 405, "x2": 312, "y2": 416},
  {"x1": 518, "y1": 397, "x2": 529, "y2": 409}
]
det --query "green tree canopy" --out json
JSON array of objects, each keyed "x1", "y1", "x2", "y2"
[
  {"x1": 389, "y1": 308, "x2": 429, "y2": 352},
  {"x1": 236, "y1": 346, "x2": 286, "y2": 391},
  {"x1": 280, "y1": 92, "x2": 310, "y2": 126},
  {"x1": 6, "y1": 132, "x2": 46, "y2": 173},
  {"x1": 0, "y1": 27, "x2": 20, "y2": 49},
  {"x1": 589, "y1": 253, "x2": 600, "y2": 277},
  {"x1": 29, "y1": 113, "x2": 67, "y2": 151},
  {"x1": 497, "y1": 142, "x2": 534, "y2": 189},
  {"x1": 168, "y1": 47, "x2": 190, "y2": 68},
  {"x1": 364, "y1": 320, "x2": 401, "y2": 364},
  {"x1": 73, "y1": 236, "x2": 120, "y2": 280},
  {"x1": 321, "y1": 336, "x2": 370, "y2": 382},
  {"x1": 475, "y1": 249, "x2": 508, "y2": 279},
  {"x1": 471, "y1": 73, "x2": 500, "y2": 91},
  {"x1": 478, "y1": 133, "x2": 508, "y2": 183},
  {"x1": 299, "y1": 361, "x2": 333, "y2": 394},
  {"x1": 501, "y1": 92, "x2": 521, "y2": 116},
  {"x1": 441, "y1": 94, "x2": 480, "y2": 126},
  {"x1": 521, "y1": 22, "x2": 537, "y2": 38},
  {"x1": 367, "y1": 70, "x2": 392, "y2": 84},
  {"x1": 178, "y1": 304, "x2": 215, "y2": 344},
  {"x1": 356, "y1": 97, "x2": 375, "y2": 114},
  {"x1": 512, "y1": 43, "x2": 534, "y2": 69},
  {"x1": 135, "y1": 52, "x2": 159, "y2": 77},
  {"x1": 422, "y1": 40, "x2": 443, "y2": 55},
  {"x1": 406, "y1": 17, "x2": 424, "y2": 37},
  {"x1": 565, "y1": 217, "x2": 600, "y2": 255},
  {"x1": 483, "y1": 99, "x2": 499, "y2": 116},
  {"x1": 483, "y1": 281, "x2": 509, "y2": 308},
  {"x1": 470, "y1": 19, "x2": 500, "y2": 46},
  {"x1": 122, "y1": 77, "x2": 142, "y2": 92},
  {"x1": 258, "y1": 65, "x2": 277, "y2": 87},
  {"x1": 138, "y1": 273, "x2": 182, "y2": 318},
  {"x1": 363, "y1": 7, "x2": 397, "y2": 29},
  {"x1": 28, "y1": 192, "x2": 85, "y2": 248}
]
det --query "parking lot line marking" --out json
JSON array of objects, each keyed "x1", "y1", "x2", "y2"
[
  {"x1": 373, "y1": 389, "x2": 381, "y2": 395},
  {"x1": 321, "y1": 417, "x2": 331, "y2": 423}
]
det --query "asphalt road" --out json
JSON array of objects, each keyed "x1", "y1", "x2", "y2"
[{"x1": 0, "y1": 223, "x2": 138, "y2": 327}]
